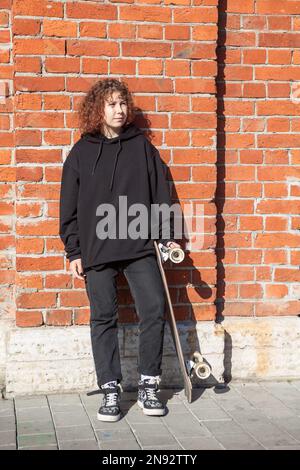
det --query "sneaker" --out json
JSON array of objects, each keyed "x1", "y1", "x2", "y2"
[
  {"x1": 137, "y1": 377, "x2": 166, "y2": 416},
  {"x1": 97, "y1": 381, "x2": 121, "y2": 422}
]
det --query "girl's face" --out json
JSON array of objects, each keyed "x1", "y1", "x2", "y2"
[{"x1": 102, "y1": 91, "x2": 128, "y2": 133}]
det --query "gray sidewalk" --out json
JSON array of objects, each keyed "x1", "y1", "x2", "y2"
[{"x1": 1, "y1": 380, "x2": 300, "y2": 450}]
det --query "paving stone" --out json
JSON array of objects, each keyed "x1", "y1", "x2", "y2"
[
  {"x1": 48, "y1": 394, "x2": 82, "y2": 406},
  {"x1": 49, "y1": 403, "x2": 84, "y2": 413},
  {"x1": 15, "y1": 397, "x2": 48, "y2": 409},
  {"x1": 96, "y1": 429, "x2": 136, "y2": 441},
  {"x1": 79, "y1": 393, "x2": 101, "y2": 404},
  {"x1": 130, "y1": 423, "x2": 170, "y2": 435},
  {"x1": 52, "y1": 410, "x2": 90, "y2": 427},
  {"x1": 0, "y1": 430, "x2": 16, "y2": 446},
  {"x1": 178, "y1": 436, "x2": 224, "y2": 450},
  {"x1": 269, "y1": 417, "x2": 300, "y2": 441},
  {"x1": 100, "y1": 439, "x2": 140, "y2": 450},
  {"x1": 213, "y1": 432, "x2": 264, "y2": 450},
  {"x1": 0, "y1": 416, "x2": 16, "y2": 431},
  {"x1": 158, "y1": 390, "x2": 184, "y2": 404},
  {"x1": 135, "y1": 433, "x2": 178, "y2": 448},
  {"x1": 262, "y1": 382, "x2": 300, "y2": 401},
  {"x1": 16, "y1": 407, "x2": 51, "y2": 423},
  {"x1": 124, "y1": 410, "x2": 161, "y2": 424},
  {"x1": 59, "y1": 440, "x2": 99, "y2": 450},
  {"x1": 143, "y1": 444, "x2": 183, "y2": 450},
  {"x1": 234, "y1": 384, "x2": 289, "y2": 409},
  {"x1": 281, "y1": 401, "x2": 300, "y2": 413},
  {"x1": 204, "y1": 419, "x2": 245, "y2": 435},
  {"x1": 163, "y1": 414, "x2": 212, "y2": 438},
  {"x1": 291, "y1": 381, "x2": 300, "y2": 392},
  {"x1": 17, "y1": 420, "x2": 54, "y2": 436},
  {"x1": 185, "y1": 397, "x2": 225, "y2": 410},
  {"x1": 18, "y1": 433, "x2": 57, "y2": 448},
  {"x1": 0, "y1": 400, "x2": 14, "y2": 417},
  {"x1": 241, "y1": 422, "x2": 298, "y2": 447},
  {"x1": 261, "y1": 405, "x2": 295, "y2": 419},
  {"x1": 0, "y1": 444, "x2": 16, "y2": 450},
  {"x1": 267, "y1": 445, "x2": 300, "y2": 450},
  {"x1": 7, "y1": 381, "x2": 300, "y2": 451},
  {"x1": 228, "y1": 408, "x2": 271, "y2": 425},
  {"x1": 19, "y1": 445, "x2": 58, "y2": 450},
  {"x1": 56, "y1": 424, "x2": 95, "y2": 442},
  {"x1": 89, "y1": 416, "x2": 131, "y2": 430},
  {"x1": 165, "y1": 404, "x2": 193, "y2": 414}
]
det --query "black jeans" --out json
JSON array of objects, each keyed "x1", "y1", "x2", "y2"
[{"x1": 84, "y1": 254, "x2": 166, "y2": 387}]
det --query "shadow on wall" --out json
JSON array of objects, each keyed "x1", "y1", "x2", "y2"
[
  {"x1": 214, "y1": 0, "x2": 233, "y2": 385},
  {"x1": 117, "y1": 17, "x2": 233, "y2": 390}
]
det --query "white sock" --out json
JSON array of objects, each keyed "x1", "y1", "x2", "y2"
[
  {"x1": 101, "y1": 380, "x2": 117, "y2": 389},
  {"x1": 140, "y1": 375, "x2": 160, "y2": 384}
]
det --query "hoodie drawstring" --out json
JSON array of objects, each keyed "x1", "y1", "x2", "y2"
[
  {"x1": 91, "y1": 140, "x2": 103, "y2": 175},
  {"x1": 109, "y1": 140, "x2": 122, "y2": 192},
  {"x1": 91, "y1": 139, "x2": 122, "y2": 192}
]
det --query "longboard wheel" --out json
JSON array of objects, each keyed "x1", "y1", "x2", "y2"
[
  {"x1": 192, "y1": 352, "x2": 211, "y2": 380},
  {"x1": 194, "y1": 362, "x2": 211, "y2": 380}
]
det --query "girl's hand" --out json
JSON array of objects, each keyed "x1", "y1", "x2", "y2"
[
  {"x1": 70, "y1": 258, "x2": 86, "y2": 280},
  {"x1": 165, "y1": 241, "x2": 181, "y2": 249}
]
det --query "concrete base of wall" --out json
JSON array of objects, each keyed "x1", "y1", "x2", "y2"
[{"x1": 2, "y1": 317, "x2": 300, "y2": 398}]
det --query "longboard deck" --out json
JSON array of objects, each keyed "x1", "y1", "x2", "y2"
[{"x1": 154, "y1": 241, "x2": 193, "y2": 403}]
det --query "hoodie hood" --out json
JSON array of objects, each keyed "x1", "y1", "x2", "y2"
[{"x1": 81, "y1": 122, "x2": 144, "y2": 191}]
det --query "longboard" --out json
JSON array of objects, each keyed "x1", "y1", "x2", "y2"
[{"x1": 154, "y1": 241, "x2": 211, "y2": 403}]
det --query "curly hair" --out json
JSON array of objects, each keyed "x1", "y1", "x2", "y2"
[{"x1": 78, "y1": 78, "x2": 136, "y2": 136}]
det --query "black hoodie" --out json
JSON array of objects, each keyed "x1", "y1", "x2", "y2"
[{"x1": 59, "y1": 122, "x2": 175, "y2": 272}]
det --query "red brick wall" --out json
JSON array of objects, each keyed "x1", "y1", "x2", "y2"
[
  {"x1": 0, "y1": 0, "x2": 15, "y2": 323},
  {"x1": 0, "y1": 0, "x2": 298, "y2": 328},
  {"x1": 217, "y1": 0, "x2": 300, "y2": 318}
]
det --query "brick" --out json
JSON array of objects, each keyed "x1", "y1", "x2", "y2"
[
  {"x1": 165, "y1": 25, "x2": 190, "y2": 40},
  {"x1": 13, "y1": 18, "x2": 41, "y2": 36},
  {"x1": 257, "y1": 1, "x2": 300, "y2": 14},
  {"x1": 13, "y1": 0, "x2": 63, "y2": 17},
  {"x1": 16, "y1": 256, "x2": 63, "y2": 271},
  {"x1": 15, "y1": 57, "x2": 42, "y2": 73},
  {"x1": 16, "y1": 311, "x2": 44, "y2": 327},
  {"x1": 81, "y1": 22, "x2": 107, "y2": 38},
  {"x1": 74, "y1": 309, "x2": 90, "y2": 325},
  {"x1": 238, "y1": 250, "x2": 262, "y2": 264},
  {"x1": 227, "y1": 0, "x2": 254, "y2": 13},
  {"x1": 174, "y1": 43, "x2": 216, "y2": 60},
  {"x1": 174, "y1": 7, "x2": 217, "y2": 23},
  {"x1": 17, "y1": 292, "x2": 56, "y2": 309},
  {"x1": 60, "y1": 291, "x2": 88, "y2": 308},
  {"x1": 81, "y1": 58, "x2": 108, "y2": 74},
  {"x1": 240, "y1": 284, "x2": 263, "y2": 299},
  {"x1": 43, "y1": 19, "x2": 77, "y2": 37},
  {"x1": 16, "y1": 238, "x2": 44, "y2": 254},
  {"x1": 14, "y1": 38, "x2": 65, "y2": 55},
  {"x1": 45, "y1": 57, "x2": 80, "y2": 73},
  {"x1": 274, "y1": 268, "x2": 300, "y2": 282},
  {"x1": 16, "y1": 149, "x2": 61, "y2": 164},
  {"x1": 120, "y1": 5, "x2": 171, "y2": 23},
  {"x1": 16, "y1": 167, "x2": 43, "y2": 182},
  {"x1": 67, "y1": 39, "x2": 118, "y2": 56},
  {"x1": 44, "y1": 274, "x2": 72, "y2": 289},
  {"x1": 255, "y1": 233, "x2": 300, "y2": 248},
  {"x1": 66, "y1": 2, "x2": 117, "y2": 20},
  {"x1": 265, "y1": 284, "x2": 288, "y2": 299},
  {"x1": 139, "y1": 60, "x2": 163, "y2": 76},
  {"x1": 15, "y1": 77, "x2": 65, "y2": 92},
  {"x1": 255, "y1": 301, "x2": 300, "y2": 317},
  {"x1": 46, "y1": 310, "x2": 72, "y2": 326},
  {"x1": 165, "y1": 60, "x2": 189, "y2": 77}
]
